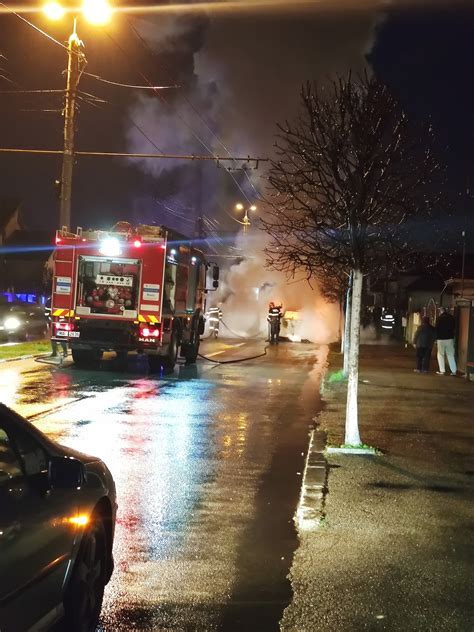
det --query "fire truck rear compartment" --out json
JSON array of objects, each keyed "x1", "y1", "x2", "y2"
[{"x1": 71, "y1": 319, "x2": 142, "y2": 351}]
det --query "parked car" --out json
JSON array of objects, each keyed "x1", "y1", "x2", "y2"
[
  {"x1": 0, "y1": 403, "x2": 117, "y2": 631},
  {"x1": 0, "y1": 302, "x2": 48, "y2": 341}
]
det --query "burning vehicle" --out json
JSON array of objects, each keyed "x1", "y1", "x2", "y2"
[{"x1": 279, "y1": 309, "x2": 303, "y2": 342}]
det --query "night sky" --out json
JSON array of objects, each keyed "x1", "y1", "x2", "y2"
[{"x1": 0, "y1": 1, "x2": 473, "y2": 245}]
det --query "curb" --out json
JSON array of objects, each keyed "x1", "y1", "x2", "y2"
[
  {"x1": 296, "y1": 424, "x2": 328, "y2": 531},
  {"x1": 0, "y1": 353, "x2": 50, "y2": 364}
]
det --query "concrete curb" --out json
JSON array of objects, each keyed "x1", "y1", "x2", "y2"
[
  {"x1": 296, "y1": 423, "x2": 328, "y2": 531},
  {"x1": 326, "y1": 446, "x2": 379, "y2": 455},
  {"x1": 0, "y1": 353, "x2": 49, "y2": 364}
]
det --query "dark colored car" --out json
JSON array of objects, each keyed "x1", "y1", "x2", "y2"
[
  {"x1": 0, "y1": 303, "x2": 48, "y2": 341},
  {"x1": 0, "y1": 403, "x2": 117, "y2": 631}
]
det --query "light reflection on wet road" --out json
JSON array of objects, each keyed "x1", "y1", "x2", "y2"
[{"x1": 0, "y1": 341, "x2": 327, "y2": 631}]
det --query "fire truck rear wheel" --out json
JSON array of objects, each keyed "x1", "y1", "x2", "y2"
[{"x1": 72, "y1": 349, "x2": 103, "y2": 369}]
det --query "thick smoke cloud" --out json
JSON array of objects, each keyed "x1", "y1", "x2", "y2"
[
  {"x1": 214, "y1": 231, "x2": 341, "y2": 343},
  {"x1": 127, "y1": 6, "x2": 378, "y2": 340}
]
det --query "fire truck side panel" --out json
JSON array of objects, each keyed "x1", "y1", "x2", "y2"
[
  {"x1": 138, "y1": 244, "x2": 164, "y2": 326},
  {"x1": 52, "y1": 248, "x2": 75, "y2": 317}
]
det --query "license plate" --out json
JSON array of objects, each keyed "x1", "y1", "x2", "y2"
[
  {"x1": 69, "y1": 331, "x2": 80, "y2": 338},
  {"x1": 56, "y1": 330, "x2": 68, "y2": 337}
]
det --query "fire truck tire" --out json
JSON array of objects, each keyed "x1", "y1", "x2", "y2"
[
  {"x1": 148, "y1": 332, "x2": 178, "y2": 374},
  {"x1": 115, "y1": 351, "x2": 128, "y2": 369},
  {"x1": 162, "y1": 332, "x2": 178, "y2": 373},
  {"x1": 72, "y1": 349, "x2": 103, "y2": 369}
]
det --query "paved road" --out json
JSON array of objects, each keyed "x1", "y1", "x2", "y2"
[{"x1": 1, "y1": 339, "x2": 327, "y2": 631}]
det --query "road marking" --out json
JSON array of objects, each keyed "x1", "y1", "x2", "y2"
[
  {"x1": 233, "y1": 343, "x2": 246, "y2": 348},
  {"x1": 206, "y1": 350, "x2": 225, "y2": 357}
]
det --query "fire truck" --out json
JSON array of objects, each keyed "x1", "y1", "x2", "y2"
[{"x1": 51, "y1": 221, "x2": 219, "y2": 372}]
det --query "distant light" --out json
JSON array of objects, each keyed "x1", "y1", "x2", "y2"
[
  {"x1": 250, "y1": 205, "x2": 257, "y2": 212},
  {"x1": 68, "y1": 514, "x2": 89, "y2": 526},
  {"x1": 82, "y1": 0, "x2": 112, "y2": 25},
  {"x1": 99, "y1": 237, "x2": 121, "y2": 257},
  {"x1": 43, "y1": 1, "x2": 65, "y2": 20},
  {"x1": 133, "y1": 239, "x2": 142, "y2": 248},
  {"x1": 4, "y1": 317, "x2": 21, "y2": 331},
  {"x1": 55, "y1": 236, "x2": 62, "y2": 244},
  {"x1": 235, "y1": 203, "x2": 244, "y2": 211},
  {"x1": 191, "y1": 256, "x2": 197, "y2": 264},
  {"x1": 170, "y1": 248, "x2": 177, "y2": 256}
]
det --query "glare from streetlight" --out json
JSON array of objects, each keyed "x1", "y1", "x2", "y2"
[
  {"x1": 250, "y1": 205, "x2": 257, "y2": 212},
  {"x1": 43, "y1": 1, "x2": 65, "y2": 20},
  {"x1": 82, "y1": 0, "x2": 112, "y2": 25},
  {"x1": 235, "y1": 203, "x2": 244, "y2": 211}
]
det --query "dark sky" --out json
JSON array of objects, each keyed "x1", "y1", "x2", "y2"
[{"x1": 0, "y1": 1, "x2": 473, "y2": 242}]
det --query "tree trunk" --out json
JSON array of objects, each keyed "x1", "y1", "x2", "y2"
[
  {"x1": 344, "y1": 268, "x2": 363, "y2": 446},
  {"x1": 342, "y1": 272, "x2": 353, "y2": 377}
]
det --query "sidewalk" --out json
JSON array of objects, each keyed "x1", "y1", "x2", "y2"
[{"x1": 283, "y1": 344, "x2": 473, "y2": 632}]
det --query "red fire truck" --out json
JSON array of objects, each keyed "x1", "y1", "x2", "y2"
[{"x1": 51, "y1": 221, "x2": 219, "y2": 372}]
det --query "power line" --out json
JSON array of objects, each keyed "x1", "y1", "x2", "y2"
[
  {"x1": 0, "y1": 147, "x2": 268, "y2": 162},
  {"x1": 84, "y1": 71, "x2": 179, "y2": 91},
  {"x1": 0, "y1": 1, "x2": 80, "y2": 57}
]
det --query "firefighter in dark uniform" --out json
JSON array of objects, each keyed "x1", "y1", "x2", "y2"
[
  {"x1": 207, "y1": 305, "x2": 223, "y2": 338},
  {"x1": 45, "y1": 297, "x2": 67, "y2": 357},
  {"x1": 267, "y1": 302, "x2": 282, "y2": 344}
]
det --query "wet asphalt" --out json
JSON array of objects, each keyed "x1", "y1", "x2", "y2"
[{"x1": 0, "y1": 339, "x2": 327, "y2": 631}]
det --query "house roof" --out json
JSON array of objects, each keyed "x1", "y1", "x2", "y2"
[{"x1": 0, "y1": 198, "x2": 22, "y2": 231}]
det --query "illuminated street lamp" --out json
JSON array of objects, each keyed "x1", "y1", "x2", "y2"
[
  {"x1": 44, "y1": 0, "x2": 112, "y2": 230},
  {"x1": 235, "y1": 203, "x2": 257, "y2": 232}
]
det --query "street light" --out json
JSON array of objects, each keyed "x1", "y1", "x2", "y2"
[
  {"x1": 235, "y1": 203, "x2": 257, "y2": 232},
  {"x1": 43, "y1": 0, "x2": 112, "y2": 230}
]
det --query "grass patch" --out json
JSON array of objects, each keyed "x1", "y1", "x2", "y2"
[
  {"x1": 0, "y1": 340, "x2": 51, "y2": 361},
  {"x1": 327, "y1": 369, "x2": 347, "y2": 383}
]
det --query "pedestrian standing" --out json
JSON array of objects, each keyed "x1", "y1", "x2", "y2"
[
  {"x1": 435, "y1": 307, "x2": 457, "y2": 376},
  {"x1": 413, "y1": 316, "x2": 436, "y2": 373}
]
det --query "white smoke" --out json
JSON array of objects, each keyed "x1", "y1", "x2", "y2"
[{"x1": 215, "y1": 231, "x2": 340, "y2": 344}]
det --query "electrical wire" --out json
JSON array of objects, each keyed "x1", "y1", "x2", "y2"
[
  {"x1": 84, "y1": 71, "x2": 179, "y2": 91},
  {"x1": 0, "y1": 88, "x2": 64, "y2": 94},
  {"x1": 0, "y1": 1, "x2": 80, "y2": 57}
]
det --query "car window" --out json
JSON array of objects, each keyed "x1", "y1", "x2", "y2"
[
  {"x1": 0, "y1": 428, "x2": 23, "y2": 483},
  {"x1": 12, "y1": 428, "x2": 49, "y2": 477}
]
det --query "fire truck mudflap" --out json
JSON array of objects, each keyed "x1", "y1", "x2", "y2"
[{"x1": 51, "y1": 222, "x2": 218, "y2": 372}]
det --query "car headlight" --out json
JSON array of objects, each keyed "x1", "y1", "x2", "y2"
[{"x1": 4, "y1": 317, "x2": 21, "y2": 331}]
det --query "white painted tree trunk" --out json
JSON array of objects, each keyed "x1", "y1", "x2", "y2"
[
  {"x1": 342, "y1": 273, "x2": 352, "y2": 377},
  {"x1": 344, "y1": 268, "x2": 363, "y2": 446}
]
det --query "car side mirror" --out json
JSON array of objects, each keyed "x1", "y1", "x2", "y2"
[{"x1": 49, "y1": 456, "x2": 85, "y2": 489}]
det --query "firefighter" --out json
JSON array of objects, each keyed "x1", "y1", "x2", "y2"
[
  {"x1": 45, "y1": 297, "x2": 67, "y2": 357},
  {"x1": 207, "y1": 304, "x2": 223, "y2": 338},
  {"x1": 267, "y1": 301, "x2": 282, "y2": 344}
]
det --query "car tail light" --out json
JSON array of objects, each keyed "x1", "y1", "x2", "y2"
[{"x1": 133, "y1": 239, "x2": 142, "y2": 248}]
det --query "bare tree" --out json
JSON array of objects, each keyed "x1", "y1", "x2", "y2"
[{"x1": 261, "y1": 73, "x2": 442, "y2": 446}]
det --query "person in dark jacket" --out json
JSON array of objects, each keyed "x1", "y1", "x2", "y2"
[
  {"x1": 413, "y1": 316, "x2": 436, "y2": 373},
  {"x1": 435, "y1": 307, "x2": 457, "y2": 375}
]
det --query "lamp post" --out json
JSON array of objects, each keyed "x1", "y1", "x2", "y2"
[
  {"x1": 43, "y1": 0, "x2": 112, "y2": 230},
  {"x1": 235, "y1": 203, "x2": 257, "y2": 232}
]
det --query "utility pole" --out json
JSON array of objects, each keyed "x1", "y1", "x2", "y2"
[
  {"x1": 461, "y1": 229, "x2": 466, "y2": 298},
  {"x1": 59, "y1": 20, "x2": 85, "y2": 231}
]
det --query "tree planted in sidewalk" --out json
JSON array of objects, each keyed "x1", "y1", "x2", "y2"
[{"x1": 261, "y1": 72, "x2": 443, "y2": 446}]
